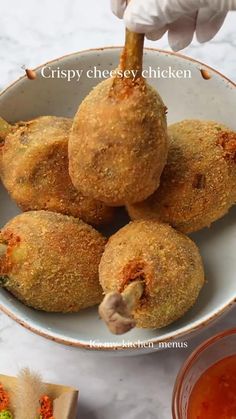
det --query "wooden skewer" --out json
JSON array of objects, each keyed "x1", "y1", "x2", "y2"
[
  {"x1": 119, "y1": 29, "x2": 144, "y2": 78},
  {"x1": 119, "y1": 0, "x2": 144, "y2": 77}
]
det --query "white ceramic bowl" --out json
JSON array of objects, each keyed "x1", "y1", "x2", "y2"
[{"x1": 0, "y1": 48, "x2": 235, "y2": 354}]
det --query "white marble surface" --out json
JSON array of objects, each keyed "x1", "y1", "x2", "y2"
[{"x1": 0, "y1": 1, "x2": 236, "y2": 418}]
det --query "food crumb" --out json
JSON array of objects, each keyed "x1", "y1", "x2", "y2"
[
  {"x1": 200, "y1": 69, "x2": 212, "y2": 80},
  {"x1": 25, "y1": 68, "x2": 37, "y2": 80}
]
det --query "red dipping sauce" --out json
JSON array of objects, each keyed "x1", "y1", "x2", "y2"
[{"x1": 188, "y1": 355, "x2": 236, "y2": 419}]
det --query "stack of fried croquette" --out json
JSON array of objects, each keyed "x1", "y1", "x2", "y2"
[{"x1": 0, "y1": 111, "x2": 235, "y2": 334}]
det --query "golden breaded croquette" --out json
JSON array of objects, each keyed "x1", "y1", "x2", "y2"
[
  {"x1": 69, "y1": 31, "x2": 168, "y2": 206},
  {"x1": 0, "y1": 211, "x2": 106, "y2": 312},
  {"x1": 0, "y1": 116, "x2": 114, "y2": 226},
  {"x1": 127, "y1": 120, "x2": 236, "y2": 234},
  {"x1": 99, "y1": 220, "x2": 204, "y2": 334}
]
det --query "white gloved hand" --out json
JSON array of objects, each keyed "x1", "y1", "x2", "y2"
[{"x1": 111, "y1": 0, "x2": 236, "y2": 51}]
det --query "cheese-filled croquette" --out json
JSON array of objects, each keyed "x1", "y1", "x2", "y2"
[
  {"x1": 69, "y1": 32, "x2": 168, "y2": 206},
  {"x1": 0, "y1": 116, "x2": 114, "y2": 226},
  {"x1": 128, "y1": 120, "x2": 236, "y2": 234},
  {"x1": 99, "y1": 221, "x2": 204, "y2": 334},
  {"x1": 0, "y1": 211, "x2": 106, "y2": 312}
]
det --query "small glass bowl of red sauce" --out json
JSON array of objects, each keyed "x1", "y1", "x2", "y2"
[{"x1": 172, "y1": 328, "x2": 236, "y2": 419}]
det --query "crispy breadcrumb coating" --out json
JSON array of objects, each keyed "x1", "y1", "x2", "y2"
[
  {"x1": 0, "y1": 211, "x2": 106, "y2": 312},
  {"x1": 128, "y1": 120, "x2": 236, "y2": 233},
  {"x1": 69, "y1": 78, "x2": 168, "y2": 206},
  {"x1": 99, "y1": 220, "x2": 204, "y2": 329},
  {"x1": 0, "y1": 116, "x2": 114, "y2": 226}
]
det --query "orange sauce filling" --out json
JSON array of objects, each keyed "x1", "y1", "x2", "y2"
[{"x1": 188, "y1": 355, "x2": 236, "y2": 419}]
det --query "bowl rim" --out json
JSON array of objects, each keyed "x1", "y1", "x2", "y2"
[
  {"x1": 0, "y1": 297, "x2": 235, "y2": 351},
  {"x1": 172, "y1": 327, "x2": 236, "y2": 418},
  {"x1": 0, "y1": 46, "x2": 235, "y2": 351}
]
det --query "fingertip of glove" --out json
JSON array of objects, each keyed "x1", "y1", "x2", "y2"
[
  {"x1": 196, "y1": 27, "x2": 219, "y2": 43},
  {"x1": 170, "y1": 43, "x2": 183, "y2": 52},
  {"x1": 111, "y1": 0, "x2": 126, "y2": 19},
  {"x1": 168, "y1": 33, "x2": 191, "y2": 52},
  {"x1": 146, "y1": 26, "x2": 168, "y2": 41},
  {"x1": 196, "y1": 10, "x2": 227, "y2": 43},
  {"x1": 196, "y1": 33, "x2": 208, "y2": 43}
]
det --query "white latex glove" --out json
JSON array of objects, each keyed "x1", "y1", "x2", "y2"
[{"x1": 111, "y1": 0, "x2": 236, "y2": 51}]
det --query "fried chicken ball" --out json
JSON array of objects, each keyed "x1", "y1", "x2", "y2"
[
  {"x1": 127, "y1": 120, "x2": 236, "y2": 234},
  {"x1": 0, "y1": 116, "x2": 114, "y2": 226},
  {"x1": 0, "y1": 211, "x2": 106, "y2": 312},
  {"x1": 99, "y1": 220, "x2": 204, "y2": 334},
  {"x1": 69, "y1": 31, "x2": 168, "y2": 206}
]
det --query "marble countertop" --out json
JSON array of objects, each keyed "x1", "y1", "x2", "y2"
[
  {"x1": 0, "y1": 309, "x2": 236, "y2": 419},
  {"x1": 0, "y1": 1, "x2": 235, "y2": 418}
]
